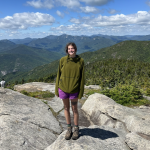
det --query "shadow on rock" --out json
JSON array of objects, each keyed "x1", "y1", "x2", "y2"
[{"x1": 79, "y1": 128, "x2": 119, "y2": 140}]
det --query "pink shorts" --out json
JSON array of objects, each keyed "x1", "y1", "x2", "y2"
[{"x1": 58, "y1": 88, "x2": 78, "y2": 99}]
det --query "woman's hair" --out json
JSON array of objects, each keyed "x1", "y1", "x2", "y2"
[{"x1": 65, "y1": 42, "x2": 77, "y2": 54}]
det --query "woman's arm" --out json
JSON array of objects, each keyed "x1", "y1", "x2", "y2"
[
  {"x1": 55, "y1": 59, "x2": 62, "y2": 96},
  {"x1": 78, "y1": 60, "x2": 85, "y2": 99}
]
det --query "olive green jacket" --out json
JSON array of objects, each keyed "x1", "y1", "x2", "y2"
[{"x1": 55, "y1": 55, "x2": 85, "y2": 99}]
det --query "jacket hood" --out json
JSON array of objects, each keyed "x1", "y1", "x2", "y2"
[{"x1": 67, "y1": 54, "x2": 81, "y2": 62}]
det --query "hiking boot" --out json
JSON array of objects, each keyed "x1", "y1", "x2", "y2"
[
  {"x1": 65, "y1": 126, "x2": 72, "y2": 140},
  {"x1": 72, "y1": 127, "x2": 79, "y2": 140}
]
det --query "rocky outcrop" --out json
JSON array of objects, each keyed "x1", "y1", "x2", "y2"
[
  {"x1": 0, "y1": 87, "x2": 90, "y2": 150},
  {"x1": 81, "y1": 93, "x2": 150, "y2": 150},
  {"x1": 14, "y1": 82, "x2": 55, "y2": 93},
  {"x1": 2, "y1": 83, "x2": 150, "y2": 150},
  {"x1": 14, "y1": 82, "x2": 101, "y2": 93},
  {"x1": 0, "y1": 87, "x2": 62, "y2": 150}
]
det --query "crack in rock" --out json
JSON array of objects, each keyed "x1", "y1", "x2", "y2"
[
  {"x1": 0, "y1": 113, "x2": 10, "y2": 117},
  {"x1": 20, "y1": 140, "x2": 26, "y2": 146},
  {"x1": 137, "y1": 132, "x2": 150, "y2": 141},
  {"x1": 29, "y1": 121, "x2": 60, "y2": 135}
]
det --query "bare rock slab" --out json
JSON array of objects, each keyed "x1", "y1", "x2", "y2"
[
  {"x1": 57, "y1": 103, "x2": 90, "y2": 131},
  {"x1": 0, "y1": 88, "x2": 62, "y2": 150},
  {"x1": 14, "y1": 82, "x2": 55, "y2": 93},
  {"x1": 46, "y1": 96, "x2": 64, "y2": 113},
  {"x1": 45, "y1": 125, "x2": 130, "y2": 150},
  {"x1": 0, "y1": 115, "x2": 57, "y2": 150}
]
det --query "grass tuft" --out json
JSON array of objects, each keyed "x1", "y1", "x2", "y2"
[{"x1": 20, "y1": 90, "x2": 55, "y2": 100}]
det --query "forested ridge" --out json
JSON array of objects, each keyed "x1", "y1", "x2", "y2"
[{"x1": 85, "y1": 58, "x2": 150, "y2": 88}]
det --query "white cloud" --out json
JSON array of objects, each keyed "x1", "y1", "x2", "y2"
[
  {"x1": 50, "y1": 11, "x2": 150, "y2": 36},
  {"x1": 56, "y1": 10, "x2": 64, "y2": 18},
  {"x1": 69, "y1": 18, "x2": 81, "y2": 24},
  {"x1": 50, "y1": 24, "x2": 150, "y2": 36},
  {"x1": 27, "y1": 0, "x2": 54, "y2": 9},
  {"x1": 0, "y1": 12, "x2": 55, "y2": 30},
  {"x1": 77, "y1": 11, "x2": 150, "y2": 27},
  {"x1": 80, "y1": 6, "x2": 99, "y2": 13},
  {"x1": 55, "y1": 0, "x2": 80, "y2": 8},
  {"x1": 51, "y1": 24, "x2": 82, "y2": 31},
  {"x1": 51, "y1": 24, "x2": 94, "y2": 33},
  {"x1": 1, "y1": 11, "x2": 150, "y2": 39},
  {"x1": 108, "y1": 9, "x2": 119, "y2": 14},
  {"x1": 79, "y1": 0, "x2": 113, "y2": 6}
]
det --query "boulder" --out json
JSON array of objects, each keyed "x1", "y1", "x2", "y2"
[
  {"x1": 143, "y1": 95, "x2": 150, "y2": 101},
  {"x1": 14, "y1": 82, "x2": 55, "y2": 93},
  {"x1": 81, "y1": 93, "x2": 150, "y2": 135},
  {"x1": 81, "y1": 93, "x2": 150, "y2": 150},
  {"x1": 0, "y1": 87, "x2": 62, "y2": 150},
  {"x1": 45, "y1": 125, "x2": 130, "y2": 150},
  {"x1": 84, "y1": 85, "x2": 101, "y2": 89},
  {"x1": 125, "y1": 132, "x2": 150, "y2": 150}
]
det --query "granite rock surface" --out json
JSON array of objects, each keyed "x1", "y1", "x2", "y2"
[
  {"x1": 2, "y1": 84, "x2": 150, "y2": 150},
  {"x1": 81, "y1": 93, "x2": 150, "y2": 150},
  {"x1": 45, "y1": 125, "x2": 130, "y2": 150},
  {"x1": 0, "y1": 87, "x2": 62, "y2": 150},
  {"x1": 14, "y1": 82, "x2": 55, "y2": 93}
]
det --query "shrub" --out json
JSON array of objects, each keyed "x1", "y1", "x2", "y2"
[
  {"x1": 21, "y1": 90, "x2": 29, "y2": 96},
  {"x1": 101, "y1": 83, "x2": 145, "y2": 106},
  {"x1": 146, "y1": 88, "x2": 150, "y2": 96},
  {"x1": 42, "y1": 92, "x2": 55, "y2": 98}
]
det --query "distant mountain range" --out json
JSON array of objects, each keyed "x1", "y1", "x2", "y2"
[
  {"x1": 3, "y1": 40, "x2": 150, "y2": 83},
  {"x1": 7, "y1": 34, "x2": 150, "y2": 54},
  {"x1": 10, "y1": 38, "x2": 36, "y2": 45},
  {"x1": 1, "y1": 33, "x2": 150, "y2": 81},
  {"x1": 26, "y1": 34, "x2": 117, "y2": 54}
]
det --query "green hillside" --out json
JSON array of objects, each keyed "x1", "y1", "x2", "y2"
[
  {"x1": 0, "y1": 45, "x2": 63, "y2": 78},
  {"x1": 0, "y1": 40, "x2": 17, "y2": 52},
  {"x1": 3, "y1": 40, "x2": 150, "y2": 84},
  {"x1": 80, "y1": 40, "x2": 150, "y2": 63}
]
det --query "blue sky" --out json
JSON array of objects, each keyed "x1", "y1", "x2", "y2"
[{"x1": 0, "y1": 0, "x2": 150, "y2": 39}]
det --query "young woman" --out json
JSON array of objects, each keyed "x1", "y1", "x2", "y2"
[{"x1": 55, "y1": 42, "x2": 84, "y2": 140}]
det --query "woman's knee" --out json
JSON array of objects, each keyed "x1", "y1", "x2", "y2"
[
  {"x1": 62, "y1": 98, "x2": 70, "y2": 111},
  {"x1": 72, "y1": 108, "x2": 78, "y2": 114},
  {"x1": 71, "y1": 103, "x2": 78, "y2": 113},
  {"x1": 64, "y1": 106, "x2": 70, "y2": 112}
]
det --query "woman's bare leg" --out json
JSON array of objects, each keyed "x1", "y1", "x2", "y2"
[
  {"x1": 62, "y1": 98, "x2": 71, "y2": 124},
  {"x1": 71, "y1": 98, "x2": 79, "y2": 126}
]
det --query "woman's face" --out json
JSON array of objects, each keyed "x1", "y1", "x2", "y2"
[{"x1": 68, "y1": 45, "x2": 76, "y2": 57}]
